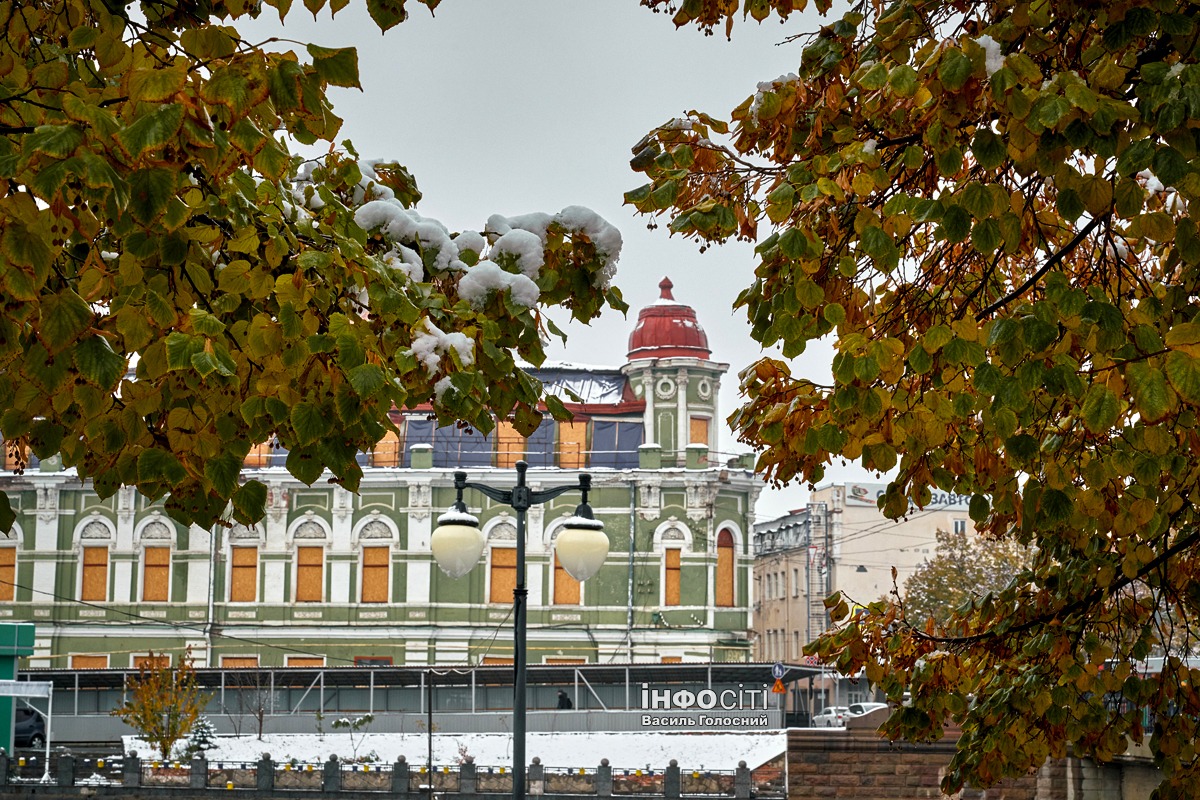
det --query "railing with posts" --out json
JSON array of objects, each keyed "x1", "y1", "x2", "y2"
[{"x1": 0, "y1": 749, "x2": 780, "y2": 798}]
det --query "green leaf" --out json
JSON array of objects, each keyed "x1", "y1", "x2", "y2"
[
  {"x1": 940, "y1": 205, "x2": 971, "y2": 242},
  {"x1": 137, "y1": 447, "x2": 188, "y2": 485},
  {"x1": 165, "y1": 332, "x2": 200, "y2": 371},
  {"x1": 115, "y1": 104, "x2": 184, "y2": 158},
  {"x1": 1166, "y1": 351, "x2": 1200, "y2": 405},
  {"x1": 128, "y1": 67, "x2": 188, "y2": 102},
  {"x1": 1081, "y1": 383, "x2": 1121, "y2": 433},
  {"x1": 40, "y1": 290, "x2": 93, "y2": 352},
  {"x1": 74, "y1": 336, "x2": 126, "y2": 389},
  {"x1": 128, "y1": 168, "x2": 178, "y2": 224},
  {"x1": 307, "y1": 44, "x2": 361, "y2": 88},
  {"x1": 1041, "y1": 488, "x2": 1073, "y2": 523},
  {"x1": 0, "y1": 493, "x2": 14, "y2": 534},
  {"x1": 291, "y1": 401, "x2": 331, "y2": 446},
  {"x1": 968, "y1": 494, "x2": 989, "y2": 523},
  {"x1": 1127, "y1": 362, "x2": 1172, "y2": 422},
  {"x1": 365, "y1": 0, "x2": 408, "y2": 29},
  {"x1": 888, "y1": 64, "x2": 918, "y2": 97},
  {"x1": 938, "y1": 49, "x2": 974, "y2": 91},
  {"x1": 286, "y1": 446, "x2": 325, "y2": 485},
  {"x1": 232, "y1": 480, "x2": 268, "y2": 523},
  {"x1": 23, "y1": 125, "x2": 84, "y2": 159},
  {"x1": 204, "y1": 451, "x2": 244, "y2": 498},
  {"x1": 347, "y1": 363, "x2": 386, "y2": 398}
]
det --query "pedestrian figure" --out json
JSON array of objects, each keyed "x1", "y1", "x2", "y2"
[{"x1": 556, "y1": 690, "x2": 573, "y2": 709}]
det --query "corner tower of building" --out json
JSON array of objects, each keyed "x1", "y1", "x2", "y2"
[{"x1": 622, "y1": 278, "x2": 729, "y2": 467}]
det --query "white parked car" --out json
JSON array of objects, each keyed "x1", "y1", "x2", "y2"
[
  {"x1": 846, "y1": 702, "x2": 888, "y2": 719},
  {"x1": 812, "y1": 706, "x2": 849, "y2": 727}
]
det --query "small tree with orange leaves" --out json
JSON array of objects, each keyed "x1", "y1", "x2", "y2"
[{"x1": 112, "y1": 652, "x2": 208, "y2": 760}]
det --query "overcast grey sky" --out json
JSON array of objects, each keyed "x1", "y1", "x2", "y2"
[{"x1": 243, "y1": 1, "x2": 881, "y2": 520}]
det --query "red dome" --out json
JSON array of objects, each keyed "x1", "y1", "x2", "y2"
[{"x1": 626, "y1": 277, "x2": 710, "y2": 361}]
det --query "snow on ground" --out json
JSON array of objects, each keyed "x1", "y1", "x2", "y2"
[{"x1": 123, "y1": 731, "x2": 785, "y2": 772}]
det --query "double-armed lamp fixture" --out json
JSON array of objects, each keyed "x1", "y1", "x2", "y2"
[{"x1": 429, "y1": 460, "x2": 607, "y2": 800}]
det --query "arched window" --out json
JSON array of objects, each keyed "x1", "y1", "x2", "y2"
[{"x1": 716, "y1": 529, "x2": 735, "y2": 608}]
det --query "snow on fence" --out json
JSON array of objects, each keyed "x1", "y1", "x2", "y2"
[{"x1": 0, "y1": 750, "x2": 781, "y2": 797}]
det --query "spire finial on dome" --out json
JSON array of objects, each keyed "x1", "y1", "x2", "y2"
[{"x1": 659, "y1": 277, "x2": 674, "y2": 301}]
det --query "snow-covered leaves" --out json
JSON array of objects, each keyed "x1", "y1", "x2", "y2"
[{"x1": 0, "y1": 3, "x2": 625, "y2": 532}]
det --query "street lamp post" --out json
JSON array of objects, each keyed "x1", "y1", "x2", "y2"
[{"x1": 430, "y1": 460, "x2": 607, "y2": 800}]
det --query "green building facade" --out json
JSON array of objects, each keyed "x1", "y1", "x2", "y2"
[{"x1": 0, "y1": 279, "x2": 761, "y2": 670}]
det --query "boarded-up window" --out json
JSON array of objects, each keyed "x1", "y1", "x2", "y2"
[
  {"x1": 142, "y1": 547, "x2": 170, "y2": 602},
  {"x1": 716, "y1": 530, "x2": 735, "y2": 608},
  {"x1": 72, "y1": 654, "x2": 108, "y2": 669},
  {"x1": 133, "y1": 654, "x2": 170, "y2": 670},
  {"x1": 489, "y1": 547, "x2": 516, "y2": 604},
  {"x1": 558, "y1": 421, "x2": 588, "y2": 468},
  {"x1": 286, "y1": 656, "x2": 325, "y2": 667},
  {"x1": 372, "y1": 430, "x2": 402, "y2": 467},
  {"x1": 546, "y1": 657, "x2": 585, "y2": 664},
  {"x1": 222, "y1": 656, "x2": 259, "y2": 668},
  {"x1": 482, "y1": 656, "x2": 513, "y2": 665},
  {"x1": 553, "y1": 554, "x2": 580, "y2": 605},
  {"x1": 689, "y1": 417, "x2": 710, "y2": 445},
  {"x1": 495, "y1": 420, "x2": 525, "y2": 468},
  {"x1": 81, "y1": 546, "x2": 108, "y2": 601},
  {"x1": 296, "y1": 546, "x2": 324, "y2": 602},
  {"x1": 661, "y1": 656, "x2": 683, "y2": 664},
  {"x1": 245, "y1": 440, "x2": 272, "y2": 468},
  {"x1": 361, "y1": 547, "x2": 390, "y2": 603},
  {"x1": 664, "y1": 548, "x2": 681, "y2": 606},
  {"x1": 0, "y1": 548, "x2": 14, "y2": 601},
  {"x1": 230, "y1": 547, "x2": 258, "y2": 603}
]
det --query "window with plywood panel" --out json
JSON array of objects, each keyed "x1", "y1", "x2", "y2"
[
  {"x1": 230, "y1": 546, "x2": 258, "y2": 602},
  {"x1": 489, "y1": 547, "x2": 516, "y2": 604},
  {"x1": 557, "y1": 421, "x2": 588, "y2": 468},
  {"x1": 142, "y1": 547, "x2": 170, "y2": 602},
  {"x1": 287, "y1": 656, "x2": 325, "y2": 667},
  {"x1": 553, "y1": 554, "x2": 580, "y2": 605},
  {"x1": 664, "y1": 548, "x2": 681, "y2": 606},
  {"x1": 81, "y1": 546, "x2": 108, "y2": 602},
  {"x1": 495, "y1": 420, "x2": 525, "y2": 468},
  {"x1": 222, "y1": 656, "x2": 259, "y2": 668},
  {"x1": 689, "y1": 416, "x2": 710, "y2": 445},
  {"x1": 295, "y1": 546, "x2": 324, "y2": 603},
  {"x1": 361, "y1": 546, "x2": 390, "y2": 603},
  {"x1": 133, "y1": 654, "x2": 170, "y2": 670},
  {"x1": 72, "y1": 654, "x2": 107, "y2": 669},
  {"x1": 0, "y1": 548, "x2": 14, "y2": 601},
  {"x1": 716, "y1": 530, "x2": 735, "y2": 608},
  {"x1": 372, "y1": 430, "x2": 403, "y2": 467}
]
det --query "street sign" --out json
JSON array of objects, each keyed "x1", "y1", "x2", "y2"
[
  {"x1": 771, "y1": 679, "x2": 786, "y2": 694},
  {"x1": 771, "y1": 662, "x2": 785, "y2": 679}
]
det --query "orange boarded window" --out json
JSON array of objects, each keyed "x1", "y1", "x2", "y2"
[
  {"x1": 133, "y1": 654, "x2": 170, "y2": 670},
  {"x1": 496, "y1": 420, "x2": 525, "y2": 468},
  {"x1": 287, "y1": 656, "x2": 325, "y2": 667},
  {"x1": 482, "y1": 656, "x2": 513, "y2": 665},
  {"x1": 81, "y1": 547, "x2": 108, "y2": 602},
  {"x1": 361, "y1": 547, "x2": 390, "y2": 603},
  {"x1": 372, "y1": 430, "x2": 402, "y2": 467},
  {"x1": 222, "y1": 656, "x2": 259, "y2": 668},
  {"x1": 553, "y1": 554, "x2": 580, "y2": 605},
  {"x1": 0, "y1": 548, "x2": 14, "y2": 601},
  {"x1": 489, "y1": 547, "x2": 517, "y2": 604},
  {"x1": 245, "y1": 440, "x2": 272, "y2": 468},
  {"x1": 72, "y1": 654, "x2": 108, "y2": 669},
  {"x1": 558, "y1": 421, "x2": 587, "y2": 469},
  {"x1": 716, "y1": 530, "x2": 735, "y2": 607},
  {"x1": 689, "y1": 417, "x2": 709, "y2": 445},
  {"x1": 665, "y1": 549, "x2": 681, "y2": 606},
  {"x1": 142, "y1": 547, "x2": 170, "y2": 602},
  {"x1": 230, "y1": 547, "x2": 258, "y2": 602},
  {"x1": 661, "y1": 656, "x2": 682, "y2": 664},
  {"x1": 296, "y1": 546, "x2": 324, "y2": 602}
]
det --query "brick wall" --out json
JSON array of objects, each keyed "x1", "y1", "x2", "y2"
[{"x1": 787, "y1": 728, "x2": 1042, "y2": 800}]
